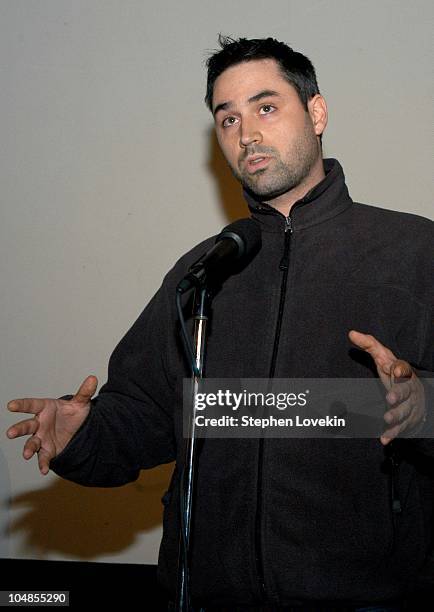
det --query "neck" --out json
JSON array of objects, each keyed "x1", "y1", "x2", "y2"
[{"x1": 264, "y1": 158, "x2": 326, "y2": 217}]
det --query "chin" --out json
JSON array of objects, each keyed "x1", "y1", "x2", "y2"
[{"x1": 244, "y1": 182, "x2": 293, "y2": 201}]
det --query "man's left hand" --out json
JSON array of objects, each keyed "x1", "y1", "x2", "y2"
[{"x1": 349, "y1": 330, "x2": 426, "y2": 445}]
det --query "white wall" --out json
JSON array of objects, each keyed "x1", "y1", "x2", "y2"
[{"x1": 1, "y1": 0, "x2": 433, "y2": 564}]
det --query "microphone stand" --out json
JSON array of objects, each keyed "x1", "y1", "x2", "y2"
[{"x1": 176, "y1": 285, "x2": 212, "y2": 612}]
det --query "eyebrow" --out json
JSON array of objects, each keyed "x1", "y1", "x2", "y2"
[{"x1": 213, "y1": 89, "x2": 281, "y2": 117}]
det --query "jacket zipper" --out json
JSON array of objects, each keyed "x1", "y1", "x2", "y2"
[
  {"x1": 389, "y1": 447, "x2": 402, "y2": 552},
  {"x1": 255, "y1": 214, "x2": 293, "y2": 600}
]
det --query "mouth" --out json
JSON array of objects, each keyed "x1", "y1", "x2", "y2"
[{"x1": 244, "y1": 155, "x2": 272, "y2": 174}]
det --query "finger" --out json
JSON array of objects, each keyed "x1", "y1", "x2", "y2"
[
  {"x1": 380, "y1": 423, "x2": 402, "y2": 445},
  {"x1": 37, "y1": 448, "x2": 52, "y2": 475},
  {"x1": 7, "y1": 398, "x2": 48, "y2": 415},
  {"x1": 6, "y1": 417, "x2": 39, "y2": 439},
  {"x1": 386, "y1": 381, "x2": 412, "y2": 406},
  {"x1": 23, "y1": 435, "x2": 42, "y2": 460},
  {"x1": 72, "y1": 375, "x2": 98, "y2": 405},
  {"x1": 390, "y1": 360, "x2": 413, "y2": 381},
  {"x1": 348, "y1": 330, "x2": 396, "y2": 374},
  {"x1": 384, "y1": 403, "x2": 412, "y2": 428}
]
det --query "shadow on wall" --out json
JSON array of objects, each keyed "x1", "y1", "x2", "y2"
[
  {"x1": 5, "y1": 128, "x2": 251, "y2": 561},
  {"x1": 7, "y1": 462, "x2": 174, "y2": 559},
  {"x1": 206, "y1": 127, "x2": 249, "y2": 223}
]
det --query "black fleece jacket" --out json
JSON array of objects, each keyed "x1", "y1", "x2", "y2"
[{"x1": 51, "y1": 159, "x2": 434, "y2": 607}]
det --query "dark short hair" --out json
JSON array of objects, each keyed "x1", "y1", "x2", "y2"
[{"x1": 205, "y1": 35, "x2": 320, "y2": 113}]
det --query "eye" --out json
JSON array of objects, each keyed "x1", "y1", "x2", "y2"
[
  {"x1": 259, "y1": 104, "x2": 276, "y2": 115},
  {"x1": 222, "y1": 116, "x2": 239, "y2": 128}
]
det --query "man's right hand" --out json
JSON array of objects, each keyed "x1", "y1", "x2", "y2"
[{"x1": 6, "y1": 375, "x2": 97, "y2": 475}]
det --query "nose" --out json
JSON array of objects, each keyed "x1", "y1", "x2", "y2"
[{"x1": 239, "y1": 117, "x2": 262, "y2": 148}]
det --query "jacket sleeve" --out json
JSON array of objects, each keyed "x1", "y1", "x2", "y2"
[
  {"x1": 50, "y1": 274, "x2": 179, "y2": 486},
  {"x1": 399, "y1": 226, "x2": 434, "y2": 457},
  {"x1": 407, "y1": 370, "x2": 434, "y2": 457},
  {"x1": 406, "y1": 297, "x2": 434, "y2": 456}
]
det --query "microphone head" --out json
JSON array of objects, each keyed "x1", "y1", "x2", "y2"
[
  {"x1": 177, "y1": 218, "x2": 262, "y2": 294},
  {"x1": 216, "y1": 218, "x2": 262, "y2": 262}
]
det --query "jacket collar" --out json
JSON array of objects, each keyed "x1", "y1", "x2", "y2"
[{"x1": 244, "y1": 158, "x2": 353, "y2": 233}]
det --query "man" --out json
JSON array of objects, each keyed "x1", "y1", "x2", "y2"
[{"x1": 6, "y1": 36, "x2": 433, "y2": 610}]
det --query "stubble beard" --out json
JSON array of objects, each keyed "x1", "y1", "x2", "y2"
[{"x1": 230, "y1": 121, "x2": 320, "y2": 202}]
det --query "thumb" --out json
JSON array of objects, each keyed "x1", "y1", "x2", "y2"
[
  {"x1": 348, "y1": 330, "x2": 396, "y2": 376},
  {"x1": 72, "y1": 375, "x2": 98, "y2": 404}
]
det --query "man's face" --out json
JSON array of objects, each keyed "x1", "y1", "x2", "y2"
[{"x1": 212, "y1": 59, "x2": 325, "y2": 202}]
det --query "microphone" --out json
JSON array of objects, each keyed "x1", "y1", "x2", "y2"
[{"x1": 176, "y1": 218, "x2": 262, "y2": 294}]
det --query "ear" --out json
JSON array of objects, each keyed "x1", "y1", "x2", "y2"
[{"x1": 307, "y1": 94, "x2": 328, "y2": 137}]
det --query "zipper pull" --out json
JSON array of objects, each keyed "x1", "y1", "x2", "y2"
[
  {"x1": 285, "y1": 215, "x2": 293, "y2": 233},
  {"x1": 279, "y1": 216, "x2": 293, "y2": 271},
  {"x1": 390, "y1": 454, "x2": 402, "y2": 514}
]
